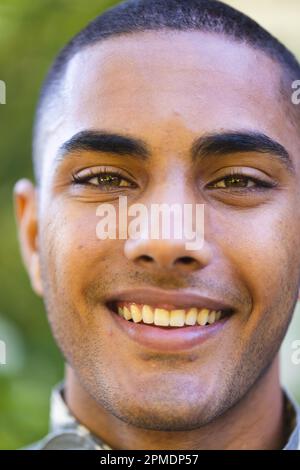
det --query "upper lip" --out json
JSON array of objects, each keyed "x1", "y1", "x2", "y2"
[{"x1": 106, "y1": 287, "x2": 235, "y2": 312}]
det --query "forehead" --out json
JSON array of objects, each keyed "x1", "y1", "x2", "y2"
[{"x1": 42, "y1": 30, "x2": 296, "y2": 175}]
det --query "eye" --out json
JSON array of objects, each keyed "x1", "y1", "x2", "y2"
[
  {"x1": 207, "y1": 171, "x2": 276, "y2": 191},
  {"x1": 72, "y1": 167, "x2": 137, "y2": 191}
]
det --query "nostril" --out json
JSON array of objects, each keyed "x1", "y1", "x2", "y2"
[
  {"x1": 176, "y1": 256, "x2": 195, "y2": 265},
  {"x1": 139, "y1": 255, "x2": 153, "y2": 263}
]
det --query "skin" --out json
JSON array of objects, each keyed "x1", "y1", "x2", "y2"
[{"x1": 14, "y1": 31, "x2": 300, "y2": 449}]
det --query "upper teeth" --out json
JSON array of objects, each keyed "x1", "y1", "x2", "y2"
[{"x1": 117, "y1": 303, "x2": 223, "y2": 327}]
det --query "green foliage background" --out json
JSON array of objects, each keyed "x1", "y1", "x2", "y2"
[{"x1": 0, "y1": 0, "x2": 299, "y2": 450}]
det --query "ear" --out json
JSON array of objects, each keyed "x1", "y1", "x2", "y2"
[{"x1": 13, "y1": 178, "x2": 43, "y2": 297}]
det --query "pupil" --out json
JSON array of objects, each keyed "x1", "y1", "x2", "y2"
[
  {"x1": 226, "y1": 176, "x2": 247, "y2": 187},
  {"x1": 98, "y1": 175, "x2": 119, "y2": 186}
]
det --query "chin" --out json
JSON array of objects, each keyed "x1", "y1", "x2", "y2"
[{"x1": 110, "y1": 396, "x2": 218, "y2": 431}]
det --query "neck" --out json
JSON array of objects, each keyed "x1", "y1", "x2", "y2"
[{"x1": 64, "y1": 355, "x2": 286, "y2": 450}]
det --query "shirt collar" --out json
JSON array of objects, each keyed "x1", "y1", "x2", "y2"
[
  {"x1": 281, "y1": 386, "x2": 300, "y2": 450},
  {"x1": 49, "y1": 381, "x2": 300, "y2": 450},
  {"x1": 49, "y1": 381, "x2": 112, "y2": 450}
]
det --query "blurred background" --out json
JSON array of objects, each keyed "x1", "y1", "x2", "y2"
[{"x1": 0, "y1": 0, "x2": 299, "y2": 450}]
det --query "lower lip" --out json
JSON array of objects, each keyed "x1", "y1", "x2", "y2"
[{"x1": 108, "y1": 308, "x2": 231, "y2": 352}]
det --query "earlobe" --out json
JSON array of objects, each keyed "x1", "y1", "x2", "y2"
[{"x1": 13, "y1": 178, "x2": 43, "y2": 297}]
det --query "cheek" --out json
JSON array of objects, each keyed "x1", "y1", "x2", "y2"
[
  {"x1": 41, "y1": 203, "x2": 119, "y2": 306},
  {"x1": 215, "y1": 204, "x2": 300, "y2": 314},
  {"x1": 39, "y1": 203, "x2": 122, "y2": 360}
]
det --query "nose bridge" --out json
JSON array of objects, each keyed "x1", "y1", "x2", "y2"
[
  {"x1": 145, "y1": 163, "x2": 193, "y2": 209},
  {"x1": 123, "y1": 173, "x2": 213, "y2": 272}
]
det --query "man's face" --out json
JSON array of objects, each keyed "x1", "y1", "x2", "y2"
[{"x1": 17, "y1": 31, "x2": 300, "y2": 430}]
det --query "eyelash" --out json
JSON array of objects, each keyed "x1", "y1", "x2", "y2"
[
  {"x1": 72, "y1": 168, "x2": 136, "y2": 190},
  {"x1": 71, "y1": 168, "x2": 277, "y2": 193},
  {"x1": 206, "y1": 169, "x2": 277, "y2": 192}
]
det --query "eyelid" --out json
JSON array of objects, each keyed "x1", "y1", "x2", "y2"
[
  {"x1": 71, "y1": 165, "x2": 139, "y2": 191},
  {"x1": 206, "y1": 167, "x2": 277, "y2": 189},
  {"x1": 73, "y1": 165, "x2": 134, "y2": 181}
]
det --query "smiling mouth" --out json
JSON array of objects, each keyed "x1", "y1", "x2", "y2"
[{"x1": 107, "y1": 301, "x2": 233, "y2": 328}]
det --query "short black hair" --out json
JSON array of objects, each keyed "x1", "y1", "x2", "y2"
[{"x1": 33, "y1": 0, "x2": 300, "y2": 182}]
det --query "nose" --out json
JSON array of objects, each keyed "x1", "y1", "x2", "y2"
[
  {"x1": 123, "y1": 170, "x2": 214, "y2": 273},
  {"x1": 124, "y1": 233, "x2": 213, "y2": 273}
]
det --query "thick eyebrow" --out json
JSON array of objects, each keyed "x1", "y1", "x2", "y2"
[
  {"x1": 57, "y1": 130, "x2": 150, "y2": 161},
  {"x1": 191, "y1": 131, "x2": 294, "y2": 173},
  {"x1": 56, "y1": 129, "x2": 294, "y2": 174}
]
